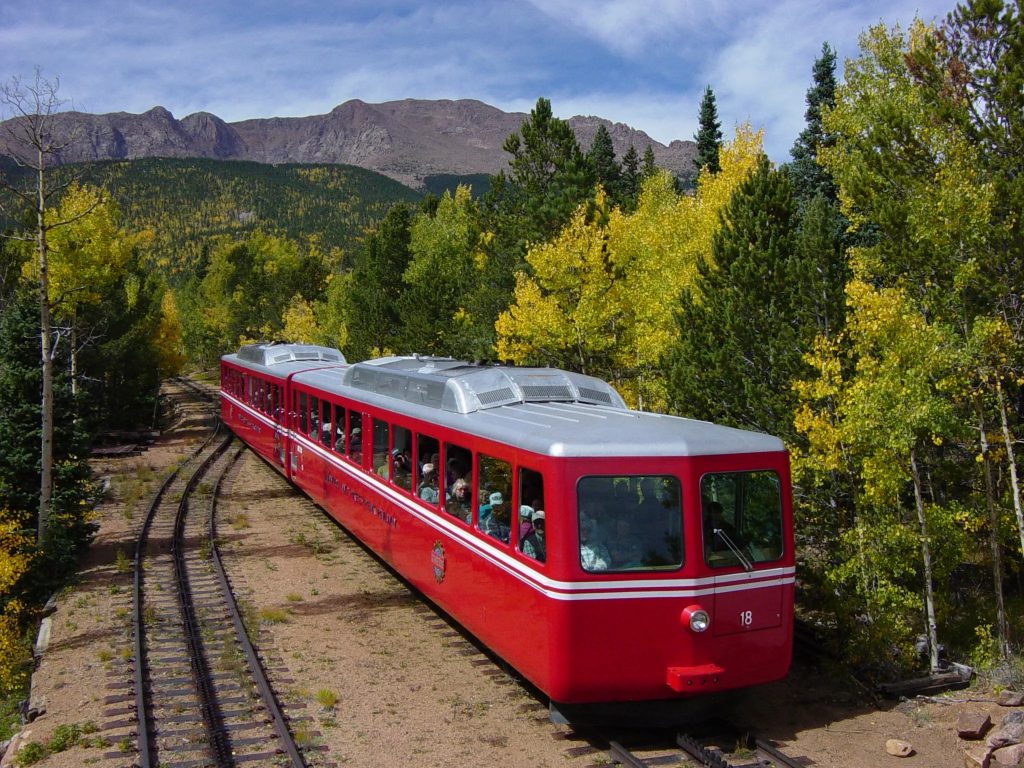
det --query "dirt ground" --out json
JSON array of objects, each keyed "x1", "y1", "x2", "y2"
[{"x1": 3, "y1": 386, "x2": 1017, "y2": 767}]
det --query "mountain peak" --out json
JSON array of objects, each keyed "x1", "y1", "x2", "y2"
[{"x1": 0, "y1": 99, "x2": 695, "y2": 189}]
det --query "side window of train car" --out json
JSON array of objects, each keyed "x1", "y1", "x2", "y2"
[
  {"x1": 415, "y1": 434, "x2": 440, "y2": 507},
  {"x1": 347, "y1": 412, "x2": 363, "y2": 465},
  {"x1": 298, "y1": 392, "x2": 308, "y2": 434},
  {"x1": 332, "y1": 404, "x2": 345, "y2": 453},
  {"x1": 443, "y1": 442, "x2": 472, "y2": 523},
  {"x1": 577, "y1": 476, "x2": 683, "y2": 572},
  {"x1": 320, "y1": 399, "x2": 332, "y2": 447},
  {"x1": 392, "y1": 426, "x2": 413, "y2": 491},
  {"x1": 372, "y1": 419, "x2": 390, "y2": 478},
  {"x1": 477, "y1": 454, "x2": 513, "y2": 544},
  {"x1": 308, "y1": 396, "x2": 320, "y2": 439},
  {"x1": 518, "y1": 468, "x2": 546, "y2": 563},
  {"x1": 701, "y1": 471, "x2": 783, "y2": 568}
]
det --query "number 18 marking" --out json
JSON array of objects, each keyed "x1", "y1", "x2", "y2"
[{"x1": 740, "y1": 610, "x2": 753, "y2": 626}]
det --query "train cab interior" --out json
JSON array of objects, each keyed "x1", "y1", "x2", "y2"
[{"x1": 701, "y1": 470, "x2": 784, "y2": 569}]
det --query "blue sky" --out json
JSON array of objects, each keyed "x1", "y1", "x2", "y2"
[{"x1": 0, "y1": 0, "x2": 953, "y2": 163}]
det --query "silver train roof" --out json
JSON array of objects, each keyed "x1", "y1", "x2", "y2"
[{"x1": 223, "y1": 348, "x2": 785, "y2": 458}]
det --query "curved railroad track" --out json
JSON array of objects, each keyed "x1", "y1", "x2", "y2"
[{"x1": 131, "y1": 382, "x2": 309, "y2": 768}]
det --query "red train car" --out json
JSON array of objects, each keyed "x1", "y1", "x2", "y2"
[{"x1": 221, "y1": 343, "x2": 794, "y2": 721}]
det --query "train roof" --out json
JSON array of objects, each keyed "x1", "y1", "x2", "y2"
[
  {"x1": 223, "y1": 343, "x2": 347, "y2": 377},
  {"x1": 288, "y1": 355, "x2": 785, "y2": 459}
]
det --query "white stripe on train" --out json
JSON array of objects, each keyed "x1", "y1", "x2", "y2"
[{"x1": 223, "y1": 393, "x2": 795, "y2": 602}]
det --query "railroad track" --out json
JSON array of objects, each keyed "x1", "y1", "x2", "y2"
[
  {"x1": 131, "y1": 384, "x2": 309, "y2": 767},
  {"x1": 606, "y1": 730, "x2": 805, "y2": 768}
]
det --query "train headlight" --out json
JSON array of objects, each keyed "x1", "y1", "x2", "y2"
[{"x1": 681, "y1": 604, "x2": 710, "y2": 633}]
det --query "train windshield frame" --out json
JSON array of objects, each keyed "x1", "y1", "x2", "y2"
[
  {"x1": 701, "y1": 470, "x2": 784, "y2": 568},
  {"x1": 576, "y1": 475, "x2": 683, "y2": 573}
]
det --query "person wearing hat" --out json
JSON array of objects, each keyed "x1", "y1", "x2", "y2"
[
  {"x1": 446, "y1": 478, "x2": 471, "y2": 522},
  {"x1": 518, "y1": 504, "x2": 535, "y2": 541},
  {"x1": 480, "y1": 491, "x2": 510, "y2": 543},
  {"x1": 418, "y1": 463, "x2": 439, "y2": 504},
  {"x1": 347, "y1": 424, "x2": 362, "y2": 463},
  {"x1": 521, "y1": 509, "x2": 546, "y2": 562}
]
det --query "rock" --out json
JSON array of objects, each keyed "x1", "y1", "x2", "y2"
[
  {"x1": 1004, "y1": 712, "x2": 1024, "y2": 726},
  {"x1": 32, "y1": 616, "x2": 51, "y2": 659},
  {"x1": 0, "y1": 731, "x2": 28, "y2": 768},
  {"x1": 964, "y1": 747, "x2": 992, "y2": 768},
  {"x1": 998, "y1": 691, "x2": 1024, "y2": 707},
  {"x1": 886, "y1": 738, "x2": 914, "y2": 757},
  {"x1": 992, "y1": 743, "x2": 1024, "y2": 766},
  {"x1": 960, "y1": 712, "x2": 994, "y2": 739},
  {"x1": 987, "y1": 723, "x2": 1024, "y2": 749}
]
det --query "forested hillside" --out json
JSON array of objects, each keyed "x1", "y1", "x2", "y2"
[
  {"x1": 0, "y1": 157, "x2": 427, "y2": 278},
  {"x1": 72, "y1": 159, "x2": 424, "y2": 275}
]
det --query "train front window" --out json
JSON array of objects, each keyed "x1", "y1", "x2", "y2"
[
  {"x1": 577, "y1": 476, "x2": 682, "y2": 572},
  {"x1": 701, "y1": 471, "x2": 783, "y2": 568}
]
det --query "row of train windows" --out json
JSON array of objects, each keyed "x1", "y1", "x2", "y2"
[
  {"x1": 227, "y1": 374, "x2": 784, "y2": 573},
  {"x1": 291, "y1": 389, "x2": 548, "y2": 564},
  {"x1": 226, "y1": 370, "x2": 282, "y2": 418},
  {"x1": 287, "y1": 389, "x2": 784, "y2": 573}
]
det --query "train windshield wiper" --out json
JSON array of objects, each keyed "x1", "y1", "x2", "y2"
[{"x1": 714, "y1": 528, "x2": 752, "y2": 572}]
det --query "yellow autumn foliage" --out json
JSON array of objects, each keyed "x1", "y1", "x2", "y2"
[
  {"x1": 496, "y1": 125, "x2": 764, "y2": 409},
  {"x1": 0, "y1": 516, "x2": 34, "y2": 695}
]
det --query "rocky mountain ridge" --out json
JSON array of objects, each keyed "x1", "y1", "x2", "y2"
[{"x1": 0, "y1": 98, "x2": 695, "y2": 189}]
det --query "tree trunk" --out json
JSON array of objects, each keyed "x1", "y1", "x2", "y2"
[
  {"x1": 70, "y1": 310, "x2": 78, "y2": 398},
  {"x1": 36, "y1": 157, "x2": 53, "y2": 545},
  {"x1": 909, "y1": 447, "x2": 940, "y2": 672},
  {"x1": 975, "y1": 394, "x2": 1010, "y2": 658},
  {"x1": 997, "y1": 381, "x2": 1024, "y2": 568}
]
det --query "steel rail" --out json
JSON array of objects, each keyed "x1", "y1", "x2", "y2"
[
  {"x1": 209, "y1": 445, "x2": 309, "y2": 768},
  {"x1": 170, "y1": 432, "x2": 235, "y2": 763},
  {"x1": 132, "y1": 412, "x2": 223, "y2": 768}
]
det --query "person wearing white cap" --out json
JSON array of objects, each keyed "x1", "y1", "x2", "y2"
[
  {"x1": 480, "y1": 491, "x2": 510, "y2": 543},
  {"x1": 418, "y1": 463, "x2": 439, "y2": 504},
  {"x1": 518, "y1": 504, "x2": 535, "y2": 540},
  {"x1": 521, "y1": 509, "x2": 546, "y2": 562}
]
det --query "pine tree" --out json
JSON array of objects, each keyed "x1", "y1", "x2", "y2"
[
  {"x1": 665, "y1": 156, "x2": 807, "y2": 440},
  {"x1": 641, "y1": 145, "x2": 657, "y2": 178},
  {"x1": 468, "y1": 97, "x2": 595, "y2": 357},
  {"x1": 620, "y1": 145, "x2": 641, "y2": 210},
  {"x1": 587, "y1": 124, "x2": 622, "y2": 204},
  {"x1": 693, "y1": 85, "x2": 723, "y2": 176},
  {"x1": 788, "y1": 43, "x2": 839, "y2": 205},
  {"x1": 341, "y1": 204, "x2": 413, "y2": 360}
]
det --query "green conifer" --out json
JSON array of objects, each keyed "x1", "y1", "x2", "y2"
[{"x1": 693, "y1": 85, "x2": 723, "y2": 176}]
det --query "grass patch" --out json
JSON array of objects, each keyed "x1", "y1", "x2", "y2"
[
  {"x1": 12, "y1": 720, "x2": 104, "y2": 766},
  {"x1": 258, "y1": 607, "x2": 290, "y2": 624},
  {"x1": 285, "y1": 593, "x2": 303, "y2": 603},
  {"x1": 315, "y1": 688, "x2": 338, "y2": 709},
  {"x1": 114, "y1": 549, "x2": 131, "y2": 574}
]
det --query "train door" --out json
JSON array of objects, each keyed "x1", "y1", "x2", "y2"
[
  {"x1": 700, "y1": 470, "x2": 785, "y2": 636},
  {"x1": 290, "y1": 389, "x2": 307, "y2": 474},
  {"x1": 272, "y1": 382, "x2": 285, "y2": 467}
]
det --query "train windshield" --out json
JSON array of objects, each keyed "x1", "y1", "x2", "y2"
[
  {"x1": 701, "y1": 471, "x2": 783, "y2": 568},
  {"x1": 577, "y1": 476, "x2": 682, "y2": 572}
]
